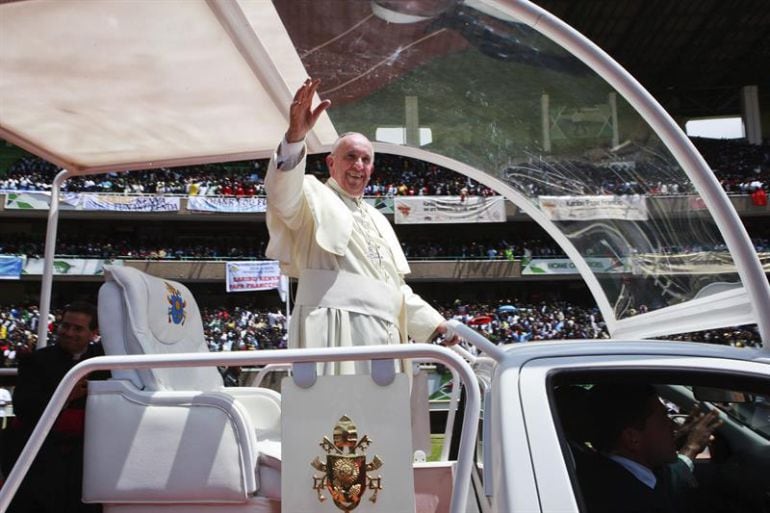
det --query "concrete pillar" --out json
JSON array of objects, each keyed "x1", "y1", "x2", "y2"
[{"x1": 742, "y1": 85, "x2": 762, "y2": 145}]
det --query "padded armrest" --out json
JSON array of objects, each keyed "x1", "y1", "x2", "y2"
[
  {"x1": 84, "y1": 380, "x2": 259, "y2": 504},
  {"x1": 217, "y1": 387, "x2": 281, "y2": 439}
]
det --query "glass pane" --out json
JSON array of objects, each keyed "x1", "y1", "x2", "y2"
[{"x1": 278, "y1": 1, "x2": 738, "y2": 321}]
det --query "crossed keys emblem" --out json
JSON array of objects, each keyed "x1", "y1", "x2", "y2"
[{"x1": 310, "y1": 415, "x2": 383, "y2": 511}]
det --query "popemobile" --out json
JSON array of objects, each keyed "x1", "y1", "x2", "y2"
[{"x1": 0, "y1": 1, "x2": 767, "y2": 513}]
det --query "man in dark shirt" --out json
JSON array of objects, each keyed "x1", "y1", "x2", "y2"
[{"x1": 3, "y1": 302, "x2": 109, "y2": 513}]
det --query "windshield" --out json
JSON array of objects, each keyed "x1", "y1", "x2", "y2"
[
  {"x1": 716, "y1": 394, "x2": 770, "y2": 439},
  {"x1": 2, "y1": 0, "x2": 765, "y2": 340},
  {"x1": 275, "y1": 1, "x2": 741, "y2": 326}
]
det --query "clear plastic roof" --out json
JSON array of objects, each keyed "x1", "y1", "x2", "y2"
[{"x1": 1, "y1": 0, "x2": 767, "y2": 342}]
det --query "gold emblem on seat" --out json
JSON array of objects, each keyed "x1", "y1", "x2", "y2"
[{"x1": 311, "y1": 415, "x2": 383, "y2": 511}]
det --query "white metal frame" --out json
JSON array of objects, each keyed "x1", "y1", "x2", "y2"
[
  {"x1": 29, "y1": 0, "x2": 769, "y2": 348},
  {"x1": 35, "y1": 169, "x2": 72, "y2": 347},
  {"x1": 0, "y1": 344, "x2": 480, "y2": 513},
  {"x1": 505, "y1": 0, "x2": 770, "y2": 344},
  {"x1": 369, "y1": 0, "x2": 770, "y2": 344}
]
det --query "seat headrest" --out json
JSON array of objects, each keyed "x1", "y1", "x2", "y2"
[
  {"x1": 105, "y1": 266, "x2": 206, "y2": 351},
  {"x1": 101, "y1": 265, "x2": 222, "y2": 391}
]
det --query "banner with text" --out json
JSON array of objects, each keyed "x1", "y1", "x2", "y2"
[
  {"x1": 0, "y1": 255, "x2": 25, "y2": 279},
  {"x1": 188, "y1": 196, "x2": 267, "y2": 213},
  {"x1": 81, "y1": 194, "x2": 179, "y2": 212},
  {"x1": 22, "y1": 258, "x2": 124, "y2": 276},
  {"x1": 538, "y1": 195, "x2": 648, "y2": 221},
  {"x1": 394, "y1": 196, "x2": 505, "y2": 224},
  {"x1": 522, "y1": 257, "x2": 629, "y2": 275},
  {"x1": 226, "y1": 260, "x2": 281, "y2": 292},
  {"x1": 631, "y1": 251, "x2": 770, "y2": 275}
]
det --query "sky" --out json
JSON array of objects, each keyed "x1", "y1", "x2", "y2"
[{"x1": 685, "y1": 117, "x2": 744, "y2": 139}]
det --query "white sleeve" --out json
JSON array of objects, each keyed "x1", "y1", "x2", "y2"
[
  {"x1": 265, "y1": 140, "x2": 308, "y2": 229},
  {"x1": 276, "y1": 138, "x2": 306, "y2": 171},
  {"x1": 402, "y1": 283, "x2": 445, "y2": 343}
]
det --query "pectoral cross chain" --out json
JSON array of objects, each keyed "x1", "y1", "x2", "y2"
[{"x1": 367, "y1": 241, "x2": 383, "y2": 267}]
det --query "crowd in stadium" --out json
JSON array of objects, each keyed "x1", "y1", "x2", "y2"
[
  {"x1": 0, "y1": 234, "x2": 269, "y2": 260},
  {"x1": 2, "y1": 232, "x2": 768, "y2": 261},
  {"x1": 1, "y1": 137, "x2": 767, "y2": 197},
  {"x1": 0, "y1": 300, "x2": 762, "y2": 368},
  {"x1": 0, "y1": 137, "x2": 767, "y2": 365},
  {"x1": 503, "y1": 137, "x2": 769, "y2": 197},
  {"x1": 0, "y1": 154, "x2": 496, "y2": 197},
  {"x1": 0, "y1": 233, "x2": 562, "y2": 260}
]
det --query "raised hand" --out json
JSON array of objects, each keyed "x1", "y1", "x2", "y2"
[
  {"x1": 285, "y1": 78, "x2": 331, "y2": 143},
  {"x1": 678, "y1": 407, "x2": 723, "y2": 459}
]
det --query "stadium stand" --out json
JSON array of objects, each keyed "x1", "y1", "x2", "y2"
[{"x1": 0, "y1": 137, "x2": 768, "y2": 361}]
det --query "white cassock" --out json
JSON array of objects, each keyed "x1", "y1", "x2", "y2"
[{"x1": 265, "y1": 140, "x2": 445, "y2": 374}]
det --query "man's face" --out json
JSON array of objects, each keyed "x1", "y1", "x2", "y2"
[
  {"x1": 635, "y1": 397, "x2": 678, "y2": 467},
  {"x1": 326, "y1": 134, "x2": 374, "y2": 197},
  {"x1": 56, "y1": 311, "x2": 96, "y2": 356}
]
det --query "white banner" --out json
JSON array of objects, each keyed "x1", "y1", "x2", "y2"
[
  {"x1": 226, "y1": 260, "x2": 281, "y2": 292},
  {"x1": 188, "y1": 196, "x2": 267, "y2": 213},
  {"x1": 394, "y1": 196, "x2": 505, "y2": 224},
  {"x1": 631, "y1": 252, "x2": 770, "y2": 275},
  {"x1": 22, "y1": 258, "x2": 124, "y2": 276},
  {"x1": 522, "y1": 257, "x2": 628, "y2": 275},
  {"x1": 81, "y1": 194, "x2": 179, "y2": 212},
  {"x1": 4, "y1": 192, "x2": 80, "y2": 210},
  {"x1": 538, "y1": 195, "x2": 648, "y2": 221}
]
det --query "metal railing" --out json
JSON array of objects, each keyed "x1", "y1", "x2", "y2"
[{"x1": 0, "y1": 344, "x2": 481, "y2": 513}]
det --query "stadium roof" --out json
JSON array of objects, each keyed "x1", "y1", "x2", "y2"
[{"x1": 533, "y1": 0, "x2": 770, "y2": 117}]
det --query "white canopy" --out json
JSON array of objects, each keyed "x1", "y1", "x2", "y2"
[{"x1": 0, "y1": 0, "x2": 338, "y2": 173}]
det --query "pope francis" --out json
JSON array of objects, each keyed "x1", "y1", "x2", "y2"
[{"x1": 265, "y1": 78, "x2": 458, "y2": 374}]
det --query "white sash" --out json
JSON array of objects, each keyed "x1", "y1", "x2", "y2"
[{"x1": 295, "y1": 269, "x2": 402, "y2": 326}]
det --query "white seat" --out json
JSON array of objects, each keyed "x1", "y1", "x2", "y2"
[{"x1": 83, "y1": 266, "x2": 281, "y2": 511}]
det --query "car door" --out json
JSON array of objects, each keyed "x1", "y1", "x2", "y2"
[{"x1": 509, "y1": 350, "x2": 770, "y2": 513}]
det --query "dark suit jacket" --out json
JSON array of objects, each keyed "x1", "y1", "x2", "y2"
[
  {"x1": 3, "y1": 343, "x2": 109, "y2": 513},
  {"x1": 12, "y1": 343, "x2": 109, "y2": 427},
  {"x1": 2, "y1": 342, "x2": 109, "y2": 474},
  {"x1": 577, "y1": 453, "x2": 678, "y2": 513}
]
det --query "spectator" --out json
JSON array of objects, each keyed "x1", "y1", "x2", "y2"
[
  {"x1": 0, "y1": 386, "x2": 11, "y2": 429},
  {"x1": 0, "y1": 300, "x2": 760, "y2": 369},
  {"x1": 2, "y1": 302, "x2": 110, "y2": 513}
]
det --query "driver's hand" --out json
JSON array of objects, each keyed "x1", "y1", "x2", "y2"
[{"x1": 678, "y1": 408, "x2": 723, "y2": 459}]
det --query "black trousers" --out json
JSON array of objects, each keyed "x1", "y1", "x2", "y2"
[{"x1": 4, "y1": 432, "x2": 101, "y2": 513}]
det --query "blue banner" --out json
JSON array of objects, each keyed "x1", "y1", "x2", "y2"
[{"x1": 0, "y1": 255, "x2": 24, "y2": 280}]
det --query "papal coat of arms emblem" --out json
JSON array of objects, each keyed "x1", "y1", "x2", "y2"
[
  {"x1": 311, "y1": 415, "x2": 383, "y2": 511},
  {"x1": 164, "y1": 282, "x2": 186, "y2": 325}
]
